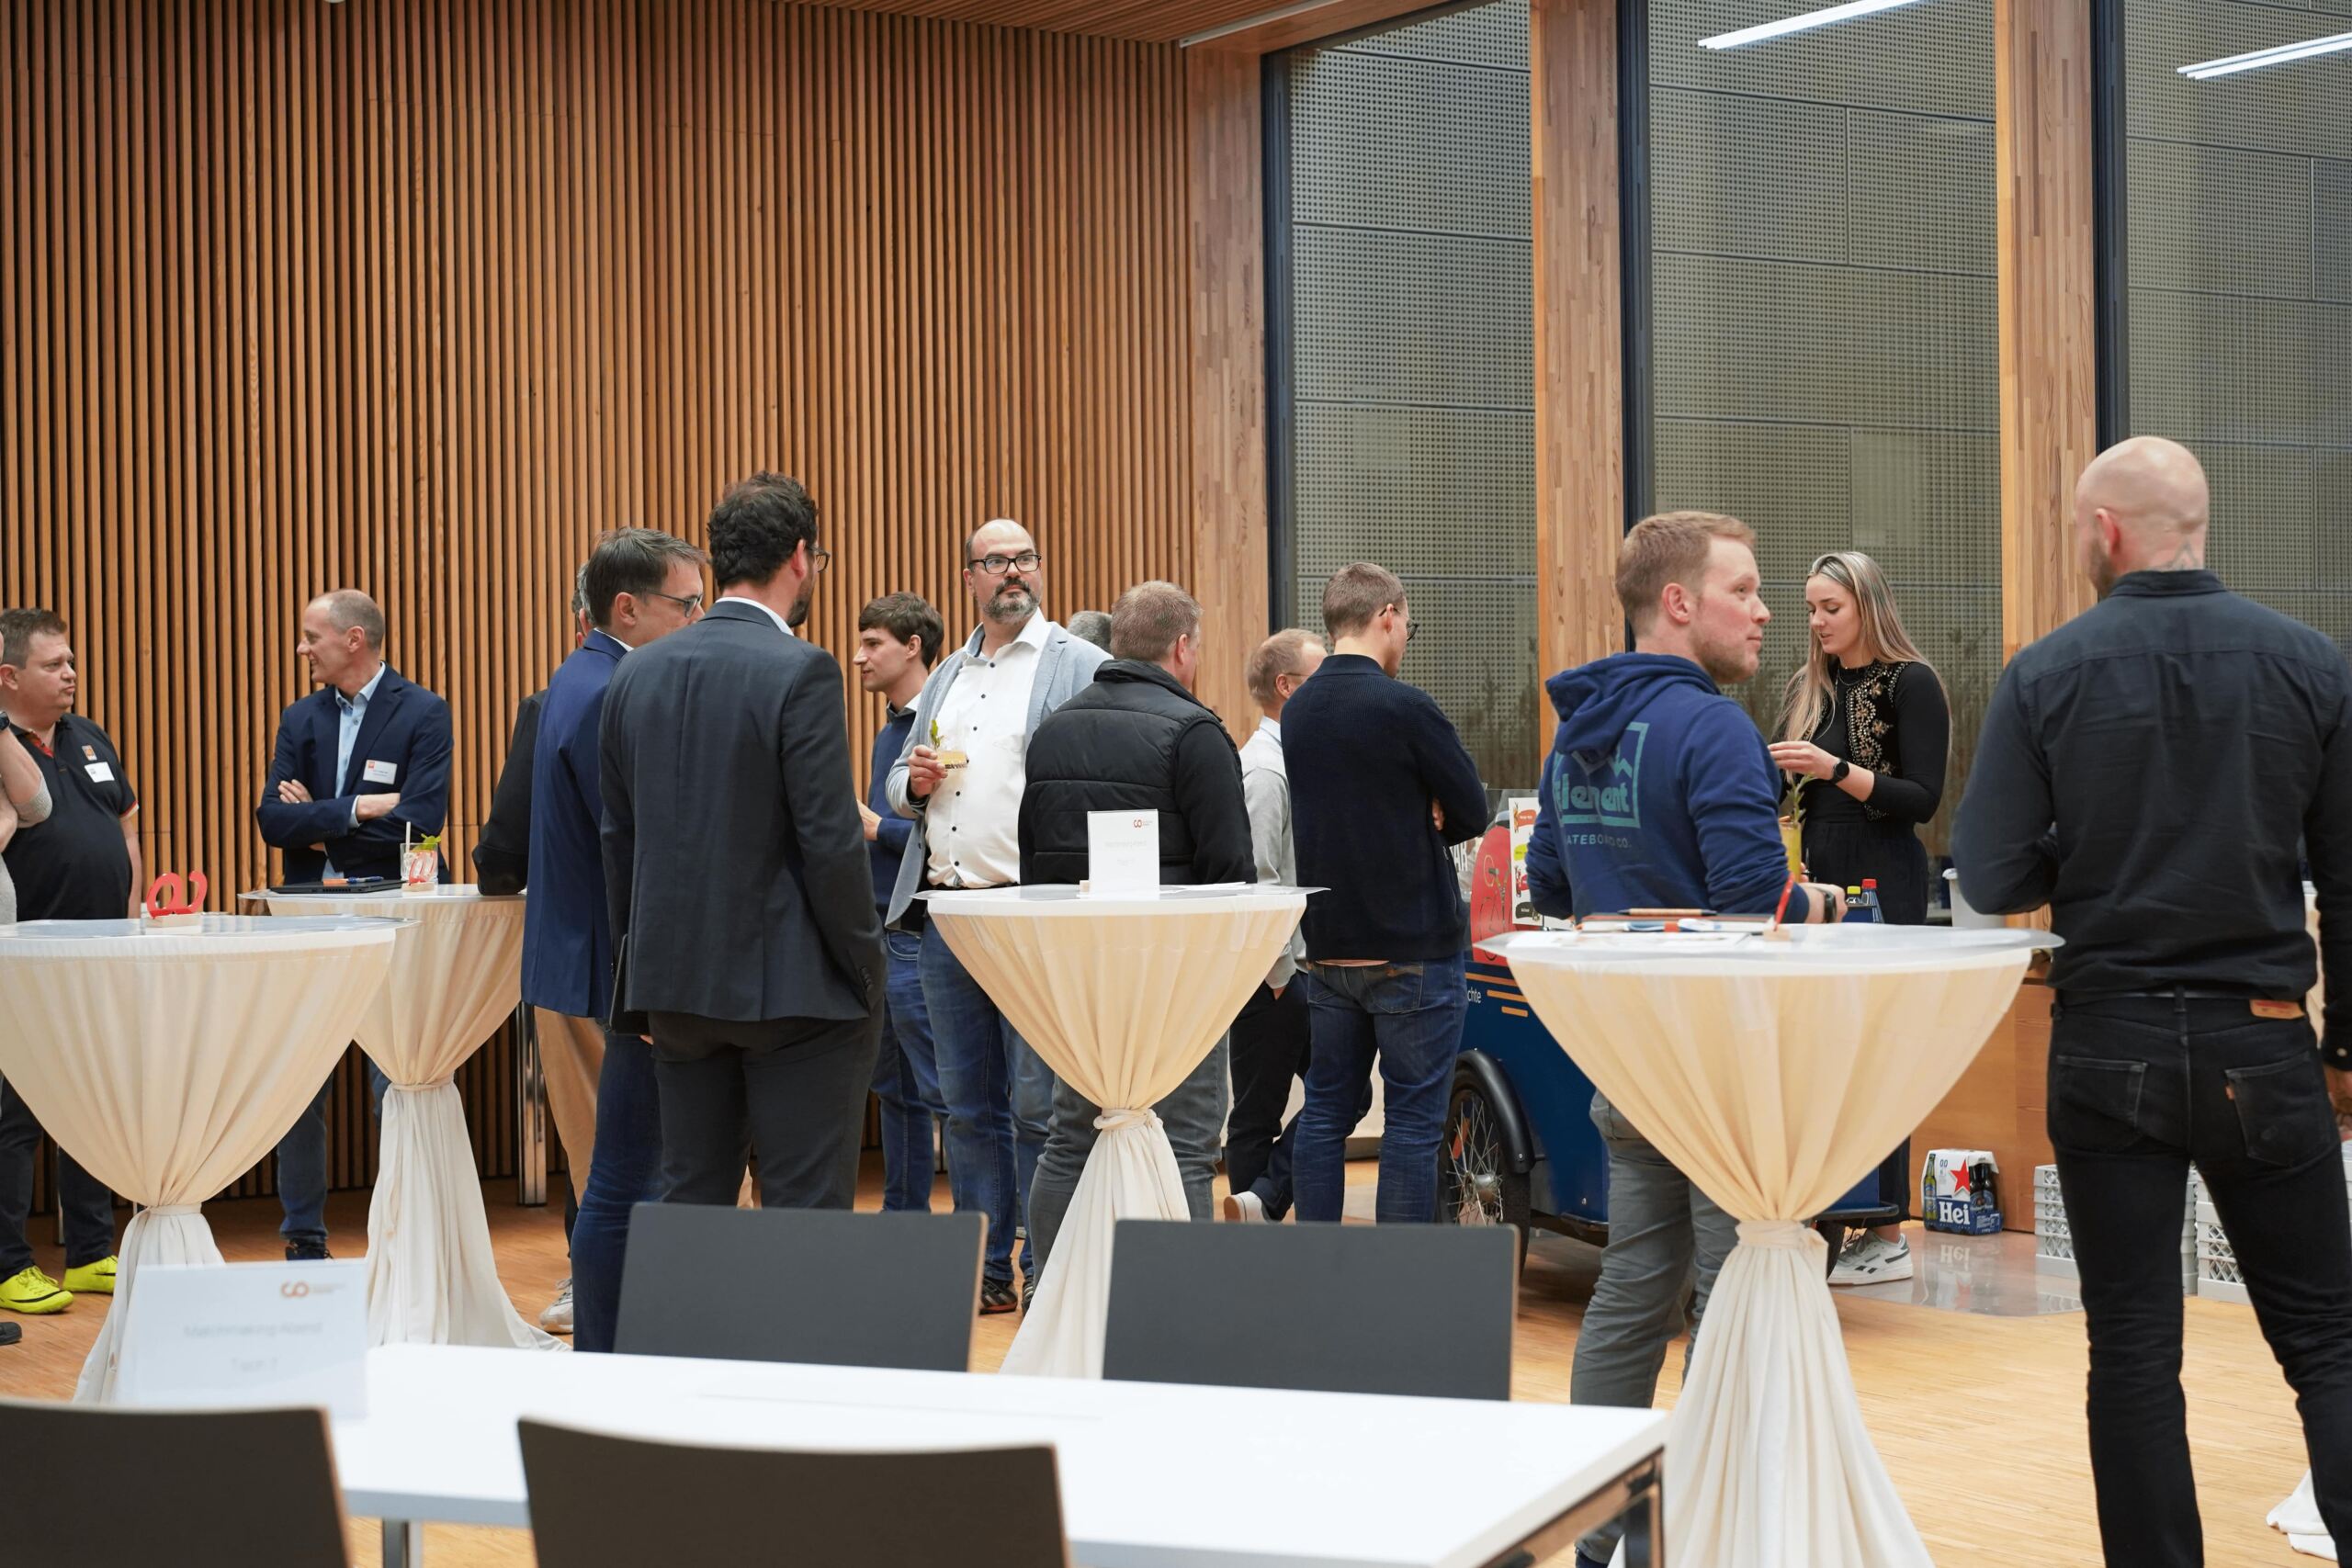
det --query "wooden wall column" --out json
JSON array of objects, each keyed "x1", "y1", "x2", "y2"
[
  {"x1": 1531, "y1": 0, "x2": 1625, "y2": 717},
  {"x1": 1184, "y1": 45, "x2": 1270, "y2": 736},
  {"x1": 1996, "y1": 0, "x2": 2101, "y2": 659}
]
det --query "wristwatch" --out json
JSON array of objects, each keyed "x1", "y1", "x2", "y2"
[{"x1": 1829, "y1": 760, "x2": 1851, "y2": 785}]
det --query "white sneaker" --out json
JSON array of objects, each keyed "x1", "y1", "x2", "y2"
[
  {"x1": 539, "y1": 1277, "x2": 575, "y2": 1334},
  {"x1": 1828, "y1": 1235, "x2": 1912, "y2": 1286},
  {"x1": 1222, "y1": 1190, "x2": 1267, "y2": 1223}
]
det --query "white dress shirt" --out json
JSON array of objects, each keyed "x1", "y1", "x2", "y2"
[
  {"x1": 323, "y1": 662, "x2": 388, "y2": 879},
  {"x1": 1240, "y1": 716, "x2": 1305, "y2": 987},
  {"x1": 924, "y1": 609, "x2": 1052, "y2": 888},
  {"x1": 716, "y1": 593, "x2": 797, "y2": 637}
]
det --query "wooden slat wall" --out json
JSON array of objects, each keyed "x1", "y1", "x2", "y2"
[{"x1": 3, "y1": 0, "x2": 1193, "y2": 1198}]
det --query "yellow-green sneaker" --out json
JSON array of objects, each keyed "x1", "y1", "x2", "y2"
[
  {"x1": 62, "y1": 1257, "x2": 118, "y2": 1295},
  {"x1": 1, "y1": 1266, "x2": 73, "y2": 1314}
]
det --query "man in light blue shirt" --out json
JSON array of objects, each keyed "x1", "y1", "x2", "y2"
[{"x1": 256, "y1": 590, "x2": 452, "y2": 1258}]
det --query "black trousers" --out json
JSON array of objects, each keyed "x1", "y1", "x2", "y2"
[
  {"x1": 2052, "y1": 993, "x2": 2352, "y2": 1568},
  {"x1": 0, "y1": 1079, "x2": 116, "y2": 1275},
  {"x1": 647, "y1": 1011, "x2": 877, "y2": 1213},
  {"x1": 1226, "y1": 981, "x2": 1312, "y2": 1216}
]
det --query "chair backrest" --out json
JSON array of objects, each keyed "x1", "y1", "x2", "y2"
[
  {"x1": 519, "y1": 1418, "x2": 1069, "y2": 1568},
  {"x1": 616, "y1": 1203, "x2": 983, "y2": 1371},
  {"x1": 0, "y1": 1398, "x2": 348, "y2": 1568},
  {"x1": 1102, "y1": 1220, "x2": 1516, "y2": 1400}
]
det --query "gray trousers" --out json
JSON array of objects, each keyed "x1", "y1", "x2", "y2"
[
  {"x1": 1025, "y1": 1034, "x2": 1230, "y2": 1279},
  {"x1": 1573, "y1": 1092, "x2": 1737, "y2": 1564}
]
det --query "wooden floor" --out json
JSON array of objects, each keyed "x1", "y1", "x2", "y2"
[{"x1": 0, "y1": 1160, "x2": 2317, "y2": 1567}]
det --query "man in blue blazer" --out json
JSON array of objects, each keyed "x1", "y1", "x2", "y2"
[
  {"x1": 254, "y1": 589, "x2": 452, "y2": 1259},
  {"x1": 525, "y1": 527, "x2": 707, "y2": 1351}
]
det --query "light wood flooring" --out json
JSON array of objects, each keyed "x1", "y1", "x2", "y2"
[{"x1": 0, "y1": 1160, "x2": 2318, "y2": 1567}]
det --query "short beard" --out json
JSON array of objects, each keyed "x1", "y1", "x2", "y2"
[
  {"x1": 987, "y1": 582, "x2": 1038, "y2": 625},
  {"x1": 1695, "y1": 635, "x2": 1755, "y2": 689},
  {"x1": 787, "y1": 575, "x2": 816, "y2": 629}
]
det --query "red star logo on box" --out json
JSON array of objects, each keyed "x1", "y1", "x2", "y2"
[{"x1": 1949, "y1": 1162, "x2": 1972, "y2": 1195}]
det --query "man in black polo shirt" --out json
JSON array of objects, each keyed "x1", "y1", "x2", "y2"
[
  {"x1": 0, "y1": 608, "x2": 133, "y2": 1316},
  {"x1": 1957, "y1": 436, "x2": 2352, "y2": 1568}
]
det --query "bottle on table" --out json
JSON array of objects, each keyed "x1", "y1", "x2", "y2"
[{"x1": 1841, "y1": 882, "x2": 1885, "y2": 924}]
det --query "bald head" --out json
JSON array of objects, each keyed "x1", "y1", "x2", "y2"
[{"x1": 2075, "y1": 436, "x2": 2211, "y2": 594}]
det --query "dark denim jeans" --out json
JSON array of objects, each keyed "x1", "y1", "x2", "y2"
[
  {"x1": 875, "y1": 931, "x2": 946, "y2": 1213},
  {"x1": 921, "y1": 924, "x2": 1056, "y2": 1287},
  {"x1": 1291, "y1": 954, "x2": 1468, "y2": 1224},
  {"x1": 0, "y1": 1077, "x2": 116, "y2": 1275},
  {"x1": 276, "y1": 1056, "x2": 390, "y2": 1249},
  {"x1": 2051, "y1": 993, "x2": 2352, "y2": 1568},
  {"x1": 570, "y1": 1029, "x2": 664, "y2": 1354}
]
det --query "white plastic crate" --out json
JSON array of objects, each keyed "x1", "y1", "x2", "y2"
[{"x1": 2035, "y1": 1164, "x2": 2198, "y2": 1291}]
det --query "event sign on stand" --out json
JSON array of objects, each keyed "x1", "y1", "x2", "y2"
[
  {"x1": 0, "y1": 913, "x2": 399, "y2": 1401},
  {"x1": 1490, "y1": 921, "x2": 2049, "y2": 1568},
  {"x1": 250, "y1": 886, "x2": 556, "y2": 1350}
]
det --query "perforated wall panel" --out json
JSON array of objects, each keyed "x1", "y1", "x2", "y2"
[
  {"x1": 2124, "y1": 0, "x2": 2352, "y2": 650},
  {"x1": 1279, "y1": 1, "x2": 1539, "y2": 788},
  {"x1": 1648, "y1": 0, "x2": 1999, "y2": 857}
]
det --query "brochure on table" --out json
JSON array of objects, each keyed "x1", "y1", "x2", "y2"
[
  {"x1": 1086, "y1": 809, "x2": 1159, "y2": 897},
  {"x1": 117, "y1": 1259, "x2": 369, "y2": 1417}
]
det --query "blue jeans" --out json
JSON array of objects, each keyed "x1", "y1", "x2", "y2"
[
  {"x1": 875, "y1": 931, "x2": 946, "y2": 1212},
  {"x1": 571, "y1": 1028, "x2": 664, "y2": 1354},
  {"x1": 920, "y1": 922, "x2": 1055, "y2": 1287},
  {"x1": 1291, "y1": 955, "x2": 1467, "y2": 1224},
  {"x1": 276, "y1": 1057, "x2": 389, "y2": 1248}
]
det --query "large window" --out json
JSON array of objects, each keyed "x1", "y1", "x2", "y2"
[
  {"x1": 2119, "y1": 1, "x2": 2352, "y2": 644},
  {"x1": 1271, "y1": 1, "x2": 1539, "y2": 789},
  {"x1": 1643, "y1": 0, "x2": 2000, "y2": 856}
]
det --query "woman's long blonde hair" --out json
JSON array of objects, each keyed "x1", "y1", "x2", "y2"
[{"x1": 1776, "y1": 550, "x2": 1935, "y2": 744}]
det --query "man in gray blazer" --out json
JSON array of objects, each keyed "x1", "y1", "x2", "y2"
[
  {"x1": 601, "y1": 472, "x2": 882, "y2": 1214},
  {"x1": 886, "y1": 518, "x2": 1108, "y2": 1312}
]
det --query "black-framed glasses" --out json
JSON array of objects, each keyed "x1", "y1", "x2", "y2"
[
  {"x1": 808, "y1": 545, "x2": 834, "y2": 575},
  {"x1": 969, "y1": 550, "x2": 1043, "y2": 576},
  {"x1": 644, "y1": 590, "x2": 704, "y2": 616},
  {"x1": 1385, "y1": 603, "x2": 1419, "y2": 642}
]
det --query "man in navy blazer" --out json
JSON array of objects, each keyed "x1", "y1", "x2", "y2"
[
  {"x1": 525, "y1": 528, "x2": 707, "y2": 1351},
  {"x1": 254, "y1": 589, "x2": 452, "y2": 1259}
]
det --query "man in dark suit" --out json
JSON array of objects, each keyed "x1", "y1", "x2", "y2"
[
  {"x1": 600, "y1": 472, "x2": 882, "y2": 1214},
  {"x1": 255, "y1": 588, "x2": 452, "y2": 1260},
  {"x1": 526, "y1": 527, "x2": 707, "y2": 1349}
]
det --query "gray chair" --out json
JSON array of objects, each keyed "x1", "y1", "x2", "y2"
[
  {"x1": 519, "y1": 1418, "x2": 1069, "y2": 1568},
  {"x1": 0, "y1": 1398, "x2": 348, "y2": 1567},
  {"x1": 616, "y1": 1203, "x2": 983, "y2": 1371},
  {"x1": 1101, "y1": 1219, "x2": 1516, "y2": 1399}
]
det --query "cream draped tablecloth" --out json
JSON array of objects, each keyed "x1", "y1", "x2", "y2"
[
  {"x1": 0, "y1": 915, "x2": 399, "y2": 1401},
  {"x1": 927, "y1": 885, "x2": 1306, "y2": 1378},
  {"x1": 1494, "y1": 924, "x2": 2046, "y2": 1568},
  {"x1": 254, "y1": 887, "x2": 555, "y2": 1351}
]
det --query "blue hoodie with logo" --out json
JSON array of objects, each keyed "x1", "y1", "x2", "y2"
[{"x1": 1525, "y1": 652, "x2": 1815, "y2": 921}]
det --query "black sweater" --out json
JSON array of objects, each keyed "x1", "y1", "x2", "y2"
[
  {"x1": 1017, "y1": 661, "x2": 1255, "y2": 887},
  {"x1": 1790, "y1": 660, "x2": 1950, "y2": 827},
  {"x1": 471, "y1": 691, "x2": 542, "y2": 896},
  {"x1": 1283, "y1": 654, "x2": 1487, "y2": 961}
]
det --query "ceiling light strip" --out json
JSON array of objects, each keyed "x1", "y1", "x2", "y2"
[
  {"x1": 1697, "y1": 0, "x2": 1934, "y2": 51},
  {"x1": 2179, "y1": 29, "x2": 2352, "y2": 79}
]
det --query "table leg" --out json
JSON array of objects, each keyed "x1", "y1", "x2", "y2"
[
  {"x1": 381, "y1": 1518, "x2": 424, "y2": 1567},
  {"x1": 513, "y1": 1001, "x2": 547, "y2": 1207}
]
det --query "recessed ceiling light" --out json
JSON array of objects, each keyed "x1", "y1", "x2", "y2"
[
  {"x1": 2179, "y1": 28, "x2": 2352, "y2": 80},
  {"x1": 1698, "y1": 0, "x2": 1936, "y2": 51}
]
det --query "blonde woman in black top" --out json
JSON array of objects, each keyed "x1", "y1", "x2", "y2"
[{"x1": 1769, "y1": 549, "x2": 1950, "y2": 1286}]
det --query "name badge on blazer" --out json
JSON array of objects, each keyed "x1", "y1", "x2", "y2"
[{"x1": 362, "y1": 760, "x2": 399, "y2": 784}]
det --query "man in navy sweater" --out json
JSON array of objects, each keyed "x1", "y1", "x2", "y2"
[
  {"x1": 1283, "y1": 562, "x2": 1489, "y2": 1225},
  {"x1": 855, "y1": 592, "x2": 948, "y2": 1212},
  {"x1": 1524, "y1": 511, "x2": 1841, "y2": 1568}
]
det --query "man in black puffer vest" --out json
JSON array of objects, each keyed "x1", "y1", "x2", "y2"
[{"x1": 1017, "y1": 580, "x2": 1255, "y2": 1293}]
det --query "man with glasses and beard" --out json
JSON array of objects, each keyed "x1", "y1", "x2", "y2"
[{"x1": 886, "y1": 519, "x2": 1108, "y2": 1314}]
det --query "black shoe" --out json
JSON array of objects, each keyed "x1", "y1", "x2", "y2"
[
  {"x1": 1022, "y1": 1276, "x2": 1036, "y2": 1314},
  {"x1": 286, "y1": 1241, "x2": 332, "y2": 1262},
  {"x1": 979, "y1": 1280, "x2": 1019, "y2": 1315}
]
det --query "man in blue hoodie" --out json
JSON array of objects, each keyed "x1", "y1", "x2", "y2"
[{"x1": 1525, "y1": 510, "x2": 1841, "y2": 1568}]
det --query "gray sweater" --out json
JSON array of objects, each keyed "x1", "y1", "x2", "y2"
[{"x1": 0, "y1": 782, "x2": 53, "y2": 925}]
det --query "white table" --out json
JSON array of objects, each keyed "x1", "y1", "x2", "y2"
[
  {"x1": 0, "y1": 915, "x2": 400, "y2": 1400},
  {"x1": 1493, "y1": 924, "x2": 2046, "y2": 1568},
  {"x1": 925, "y1": 885, "x2": 1307, "y2": 1379},
  {"x1": 248, "y1": 887, "x2": 552, "y2": 1350},
  {"x1": 335, "y1": 1342, "x2": 1668, "y2": 1568}
]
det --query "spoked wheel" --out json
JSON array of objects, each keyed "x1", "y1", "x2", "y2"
[{"x1": 1439, "y1": 1077, "x2": 1531, "y2": 1265}]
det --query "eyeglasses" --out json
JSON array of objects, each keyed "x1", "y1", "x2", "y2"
[
  {"x1": 969, "y1": 550, "x2": 1043, "y2": 576},
  {"x1": 1384, "y1": 604, "x2": 1419, "y2": 642},
  {"x1": 643, "y1": 591, "x2": 704, "y2": 616},
  {"x1": 808, "y1": 545, "x2": 834, "y2": 575}
]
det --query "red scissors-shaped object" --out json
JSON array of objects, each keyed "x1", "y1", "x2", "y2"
[{"x1": 144, "y1": 872, "x2": 209, "y2": 919}]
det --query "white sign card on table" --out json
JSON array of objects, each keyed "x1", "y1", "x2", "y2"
[
  {"x1": 1086, "y1": 809, "x2": 1159, "y2": 897},
  {"x1": 119, "y1": 1259, "x2": 370, "y2": 1417}
]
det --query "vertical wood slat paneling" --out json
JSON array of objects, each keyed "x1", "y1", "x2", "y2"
[{"x1": 2, "y1": 0, "x2": 1193, "y2": 1199}]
